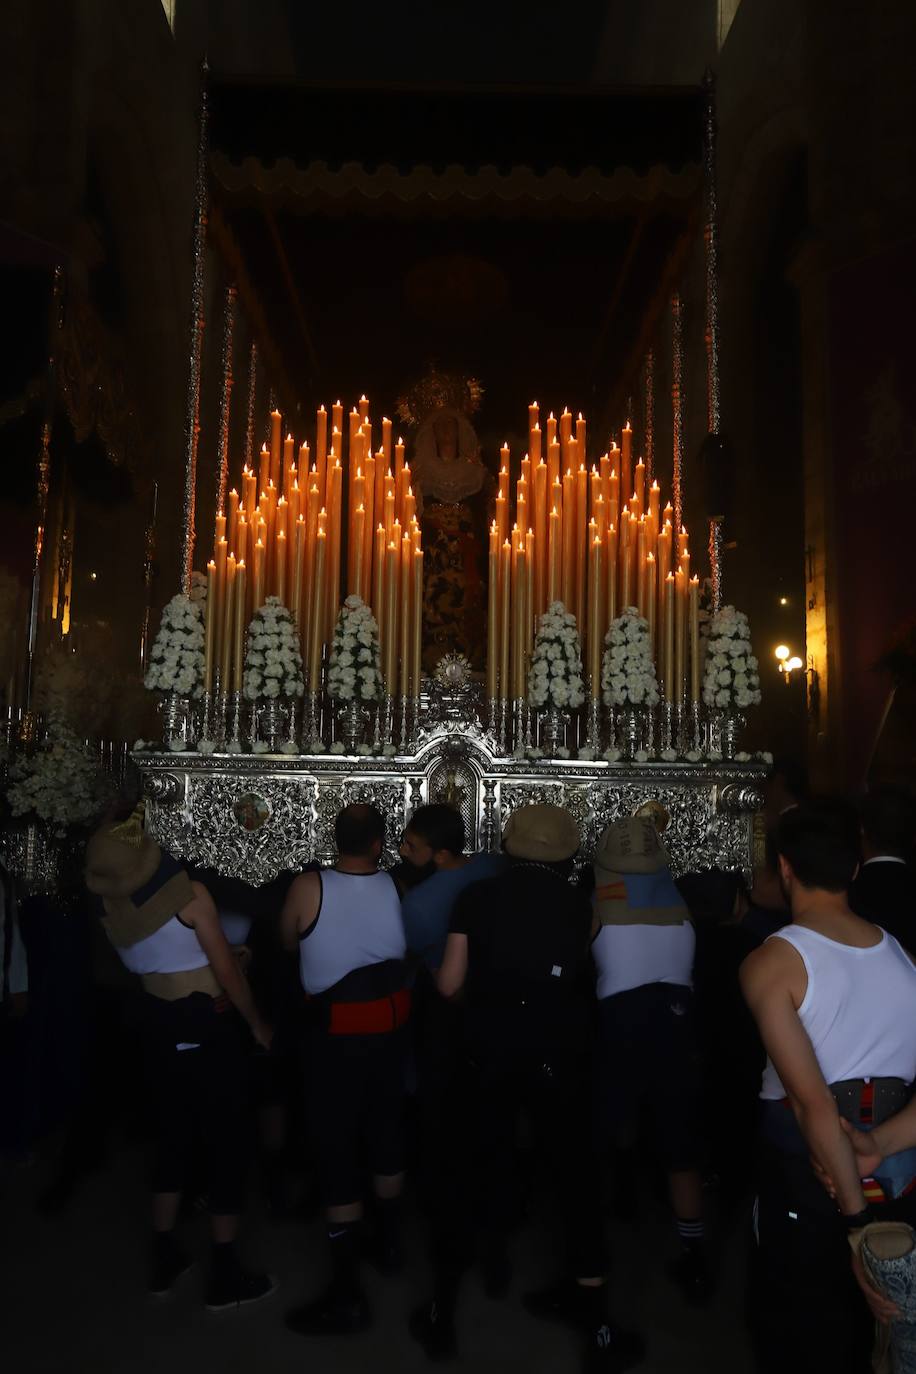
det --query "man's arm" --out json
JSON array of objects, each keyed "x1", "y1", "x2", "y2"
[
  {"x1": 279, "y1": 872, "x2": 321, "y2": 952},
  {"x1": 182, "y1": 882, "x2": 272, "y2": 1048},
  {"x1": 436, "y1": 932, "x2": 468, "y2": 999},
  {"x1": 740, "y1": 943, "x2": 867, "y2": 1216}
]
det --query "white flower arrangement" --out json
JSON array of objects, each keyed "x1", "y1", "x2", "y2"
[
  {"x1": 702, "y1": 604, "x2": 762, "y2": 711},
  {"x1": 527, "y1": 602, "x2": 585, "y2": 711},
  {"x1": 6, "y1": 715, "x2": 110, "y2": 834},
  {"x1": 601, "y1": 607, "x2": 660, "y2": 709},
  {"x1": 144, "y1": 593, "x2": 205, "y2": 698},
  {"x1": 243, "y1": 597, "x2": 305, "y2": 702},
  {"x1": 326, "y1": 596, "x2": 384, "y2": 703}
]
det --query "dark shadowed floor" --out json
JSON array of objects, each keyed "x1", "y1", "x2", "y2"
[{"x1": 2, "y1": 1137, "x2": 755, "y2": 1374}]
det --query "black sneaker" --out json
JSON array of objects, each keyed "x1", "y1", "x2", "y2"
[
  {"x1": 205, "y1": 1267, "x2": 276, "y2": 1311},
  {"x1": 582, "y1": 1324, "x2": 646, "y2": 1373},
  {"x1": 667, "y1": 1248, "x2": 714, "y2": 1307},
  {"x1": 284, "y1": 1286, "x2": 371, "y2": 1336},
  {"x1": 409, "y1": 1300, "x2": 458, "y2": 1361},
  {"x1": 149, "y1": 1234, "x2": 192, "y2": 1296}
]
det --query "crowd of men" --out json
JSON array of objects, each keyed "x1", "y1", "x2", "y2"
[{"x1": 4, "y1": 768, "x2": 916, "y2": 1374}]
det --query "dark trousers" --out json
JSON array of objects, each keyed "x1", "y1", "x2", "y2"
[
  {"x1": 472, "y1": 1051, "x2": 605, "y2": 1278},
  {"x1": 303, "y1": 1026, "x2": 407, "y2": 1207},
  {"x1": 750, "y1": 1142, "x2": 916, "y2": 1374},
  {"x1": 141, "y1": 992, "x2": 252, "y2": 1214}
]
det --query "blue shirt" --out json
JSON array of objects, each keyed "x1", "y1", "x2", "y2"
[{"x1": 402, "y1": 852, "x2": 505, "y2": 970}]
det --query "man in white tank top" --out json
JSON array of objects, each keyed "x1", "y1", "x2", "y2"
[
  {"x1": 280, "y1": 803, "x2": 408, "y2": 1339},
  {"x1": 741, "y1": 800, "x2": 916, "y2": 1374}
]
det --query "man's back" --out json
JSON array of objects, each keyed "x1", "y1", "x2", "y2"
[{"x1": 450, "y1": 865, "x2": 592, "y2": 1058}]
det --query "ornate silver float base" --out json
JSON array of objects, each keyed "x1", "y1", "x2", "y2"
[
  {"x1": 340, "y1": 697, "x2": 368, "y2": 754},
  {"x1": 541, "y1": 706, "x2": 567, "y2": 757},
  {"x1": 137, "y1": 731, "x2": 767, "y2": 888}
]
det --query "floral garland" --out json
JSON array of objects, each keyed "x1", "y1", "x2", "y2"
[
  {"x1": 144, "y1": 593, "x2": 205, "y2": 698},
  {"x1": 326, "y1": 596, "x2": 384, "y2": 703},
  {"x1": 702, "y1": 604, "x2": 761, "y2": 710},
  {"x1": 5, "y1": 715, "x2": 111, "y2": 835},
  {"x1": 527, "y1": 602, "x2": 585, "y2": 712},
  {"x1": 243, "y1": 597, "x2": 305, "y2": 701},
  {"x1": 601, "y1": 607, "x2": 660, "y2": 709}
]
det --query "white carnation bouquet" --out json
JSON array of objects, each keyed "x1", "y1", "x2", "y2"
[
  {"x1": 702, "y1": 604, "x2": 761, "y2": 710},
  {"x1": 527, "y1": 601, "x2": 585, "y2": 711},
  {"x1": 326, "y1": 596, "x2": 384, "y2": 703},
  {"x1": 243, "y1": 597, "x2": 305, "y2": 701},
  {"x1": 144, "y1": 593, "x2": 205, "y2": 698},
  {"x1": 6, "y1": 714, "x2": 111, "y2": 834},
  {"x1": 601, "y1": 606, "x2": 660, "y2": 708}
]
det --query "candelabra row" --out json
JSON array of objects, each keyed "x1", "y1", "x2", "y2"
[{"x1": 487, "y1": 695, "x2": 745, "y2": 762}]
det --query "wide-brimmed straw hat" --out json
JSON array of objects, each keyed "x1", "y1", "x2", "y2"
[
  {"x1": 502, "y1": 804, "x2": 580, "y2": 863},
  {"x1": 85, "y1": 804, "x2": 162, "y2": 899}
]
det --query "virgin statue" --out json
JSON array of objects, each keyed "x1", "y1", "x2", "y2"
[{"x1": 411, "y1": 405, "x2": 492, "y2": 671}]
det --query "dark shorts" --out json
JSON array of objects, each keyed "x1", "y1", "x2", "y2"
[
  {"x1": 596, "y1": 982, "x2": 702, "y2": 1172},
  {"x1": 303, "y1": 1026, "x2": 407, "y2": 1207},
  {"x1": 140, "y1": 992, "x2": 252, "y2": 1213}
]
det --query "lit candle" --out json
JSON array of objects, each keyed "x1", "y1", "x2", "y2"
[
  {"x1": 253, "y1": 538, "x2": 265, "y2": 613},
  {"x1": 516, "y1": 479, "x2": 528, "y2": 543},
  {"x1": 646, "y1": 552, "x2": 657, "y2": 657},
  {"x1": 381, "y1": 416, "x2": 393, "y2": 469},
  {"x1": 525, "y1": 527, "x2": 536, "y2": 663},
  {"x1": 500, "y1": 538, "x2": 512, "y2": 700},
  {"x1": 214, "y1": 511, "x2": 227, "y2": 557},
  {"x1": 487, "y1": 523, "x2": 499, "y2": 702},
  {"x1": 530, "y1": 421, "x2": 541, "y2": 466},
  {"x1": 233, "y1": 562, "x2": 246, "y2": 693},
  {"x1": 663, "y1": 572, "x2": 675, "y2": 700},
  {"x1": 204, "y1": 561, "x2": 217, "y2": 694},
  {"x1": 548, "y1": 506, "x2": 562, "y2": 606},
  {"x1": 590, "y1": 467, "x2": 602, "y2": 521},
  {"x1": 290, "y1": 516, "x2": 306, "y2": 631},
  {"x1": 363, "y1": 454, "x2": 376, "y2": 592},
  {"x1": 576, "y1": 412, "x2": 587, "y2": 457},
  {"x1": 358, "y1": 394, "x2": 369, "y2": 422},
  {"x1": 562, "y1": 469, "x2": 575, "y2": 610},
  {"x1": 514, "y1": 544, "x2": 528, "y2": 700},
  {"x1": 619, "y1": 508, "x2": 631, "y2": 610},
  {"x1": 316, "y1": 405, "x2": 328, "y2": 469},
  {"x1": 412, "y1": 547, "x2": 424, "y2": 699},
  {"x1": 649, "y1": 479, "x2": 660, "y2": 528},
  {"x1": 221, "y1": 554, "x2": 236, "y2": 692},
  {"x1": 560, "y1": 408, "x2": 572, "y2": 446},
  {"x1": 657, "y1": 521, "x2": 672, "y2": 582},
  {"x1": 307, "y1": 529, "x2": 326, "y2": 694},
  {"x1": 399, "y1": 533, "x2": 412, "y2": 699},
  {"x1": 599, "y1": 452, "x2": 610, "y2": 504},
  {"x1": 606, "y1": 523, "x2": 618, "y2": 624},
  {"x1": 546, "y1": 411, "x2": 557, "y2": 446},
  {"x1": 283, "y1": 432, "x2": 295, "y2": 496},
  {"x1": 326, "y1": 462, "x2": 343, "y2": 639},
  {"x1": 373, "y1": 523, "x2": 386, "y2": 635},
  {"x1": 607, "y1": 461, "x2": 619, "y2": 532},
  {"x1": 332, "y1": 400, "x2": 343, "y2": 437},
  {"x1": 259, "y1": 443, "x2": 270, "y2": 498},
  {"x1": 547, "y1": 438, "x2": 561, "y2": 496},
  {"x1": 528, "y1": 401, "x2": 539, "y2": 436},
  {"x1": 403, "y1": 485, "x2": 416, "y2": 530},
  {"x1": 351, "y1": 504, "x2": 365, "y2": 600},
  {"x1": 384, "y1": 486, "x2": 396, "y2": 542},
  {"x1": 634, "y1": 458, "x2": 646, "y2": 516},
  {"x1": 621, "y1": 421, "x2": 633, "y2": 510},
  {"x1": 689, "y1": 574, "x2": 701, "y2": 703},
  {"x1": 678, "y1": 526, "x2": 690, "y2": 562},
  {"x1": 595, "y1": 492, "x2": 607, "y2": 543},
  {"x1": 636, "y1": 517, "x2": 648, "y2": 617},
  {"x1": 270, "y1": 410, "x2": 282, "y2": 489},
  {"x1": 384, "y1": 540, "x2": 399, "y2": 695},
  {"x1": 227, "y1": 489, "x2": 239, "y2": 558},
  {"x1": 534, "y1": 458, "x2": 547, "y2": 616},
  {"x1": 275, "y1": 531, "x2": 287, "y2": 604},
  {"x1": 215, "y1": 536, "x2": 228, "y2": 675},
  {"x1": 394, "y1": 436, "x2": 405, "y2": 496},
  {"x1": 674, "y1": 567, "x2": 687, "y2": 705},
  {"x1": 576, "y1": 463, "x2": 588, "y2": 624},
  {"x1": 588, "y1": 533, "x2": 603, "y2": 699},
  {"x1": 500, "y1": 442, "x2": 510, "y2": 478}
]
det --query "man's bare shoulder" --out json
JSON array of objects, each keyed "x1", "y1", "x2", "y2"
[{"x1": 740, "y1": 931, "x2": 804, "y2": 1000}]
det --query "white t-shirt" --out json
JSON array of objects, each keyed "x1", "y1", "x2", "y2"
[{"x1": 592, "y1": 920, "x2": 696, "y2": 1000}]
